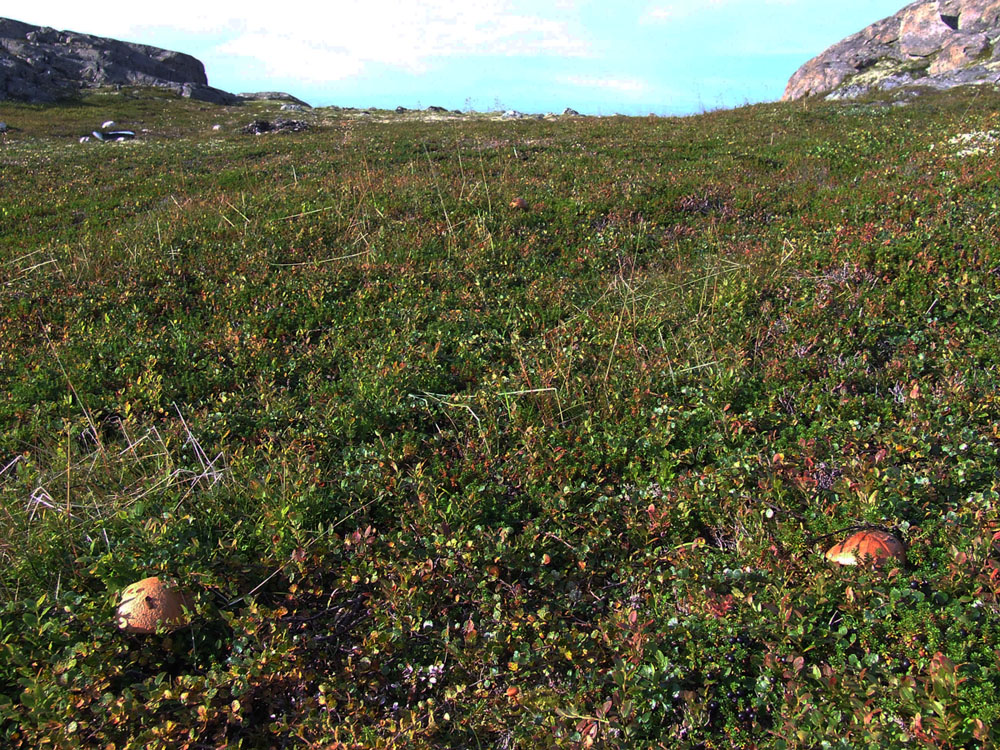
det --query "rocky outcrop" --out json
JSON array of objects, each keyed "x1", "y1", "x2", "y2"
[
  {"x1": 783, "y1": 0, "x2": 1000, "y2": 101},
  {"x1": 238, "y1": 91, "x2": 312, "y2": 107},
  {"x1": 0, "y1": 17, "x2": 238, "y2": 103}
]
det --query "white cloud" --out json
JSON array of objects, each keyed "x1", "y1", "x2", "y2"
[
  {"x1": 560, "y1": 74, "x2": 650, "y2": 95},
  {"x1": 642, "y1": 0, "x2": 795, "y2": 24},
  {"x1": 27, "y1": 1, "x2": 589, "y2": 80}
]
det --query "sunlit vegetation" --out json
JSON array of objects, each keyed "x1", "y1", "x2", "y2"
[{"x1": 2, "y1": 87, "x2": 999, "y2": 748}]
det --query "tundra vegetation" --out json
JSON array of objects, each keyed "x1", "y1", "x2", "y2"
[{"x1": 1, "y1": 86, "x2": 1000, "y2": 748}]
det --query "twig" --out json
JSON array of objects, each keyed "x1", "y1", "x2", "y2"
[
  {"x1": 0, "y1": 455, "x2": 23, "y2": 479},
  {"x1": 409, "y1": 391, "x2": 482, "y2": 428},
  {"x1": 423, "y1": 144, "x2": 456, "y2": 256},
  {"x1": 277, "y1": 205, "x2": 337, "y2": 221},
  {"x1": 269, "y1": 248, "x2": 370, "y2": 268},
  {"x1": 497, "y1": 388, "x2": 557, "y2": 396},
  {"x1": 225, "y1": 200, "x2": 250, "y2": 225}
]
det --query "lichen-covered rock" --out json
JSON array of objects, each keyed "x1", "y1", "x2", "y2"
[
  {"x1": 784, "y1": 0, "x2": 1000, "y2": 102},
  {"x1": 929, "y1": 33, "x2": 989, "y2": 73}
]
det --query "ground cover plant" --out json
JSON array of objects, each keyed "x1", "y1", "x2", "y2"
[{"x1": 1, "y1": 86, "x2": 1000, "y2": 748}]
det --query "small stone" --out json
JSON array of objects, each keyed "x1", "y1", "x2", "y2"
[
  {"x1": 115, "y1": 576, "x2": 193, "y2": 634},
  {"x1": 826, "y1": 530, "x2": 906, "y2": 568}
]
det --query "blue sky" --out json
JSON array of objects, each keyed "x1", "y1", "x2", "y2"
[{"x1": 22, "y1": 1, "x2": 906, "y2": 115}]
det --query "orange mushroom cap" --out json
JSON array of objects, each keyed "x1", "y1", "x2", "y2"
[
  {"x1": 825, "y1": 530, "x2": 906, "y2": 568},
  {"x1": 116, "y1": 576, "x2": 193, "y2": 634}
]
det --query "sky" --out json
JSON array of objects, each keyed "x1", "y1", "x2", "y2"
[{"x1": 16, "y1": 1, "x2": 908, "y2": 116}]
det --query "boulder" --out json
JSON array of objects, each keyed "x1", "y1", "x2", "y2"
[
  {"x1": 929, "y1": 33, "x2": 989, "y2": 73},
  {"x1": 783, "y1": 0, "x2": 1000, "y2": 101},
  {"x1": 900, "y1": 2, "x2": 955, "y2": 56}
]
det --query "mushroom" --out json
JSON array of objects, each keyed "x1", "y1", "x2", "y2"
[
  {"x1": 509, "y1": 197, "x2": 530, "y2": 210},
  {"x1": 825, "y1": 530, "x2": 906, "y2": 568},
  {"x1": 115, "y1": 576, "x2": 193, "y2": 634}
]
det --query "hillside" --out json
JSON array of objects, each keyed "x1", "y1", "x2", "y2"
[
  {"x1": 0, "y1": 17, "x2": 239, "y2": 103},
  {"x1": 1, "y1": 88, "x2": 999, "y2": 748}
]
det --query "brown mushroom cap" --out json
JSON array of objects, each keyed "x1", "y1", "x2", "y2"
[
  {"x1": 116, "y1": 576, "x2": 192, "y2": 634},
  {"x1": 509, "y1": 197, "x2": 529, "y2": 210},
  {"x1": 825, "y1": 530, "x2": 906, "y2": 568}
]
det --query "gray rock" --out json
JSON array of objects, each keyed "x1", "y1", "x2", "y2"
[
  {"x1": 238, "y1": 91, "x2": 311, "y2": 107},
  {"x1": 176, "y1": 82, "x2": 242, "y2": 105},
  {"x1": 240, "y1": 118, "x2": 310, "y2": 135},
  {"x1": 784, "y1": 0, "x2": 1000, "y2": 101},
  {"x1": 0, "y1": 15, "x2": 241, "y2": 104},
  {"x1": 91, "y1": 129, "x2": 135, "y2": 142}
]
